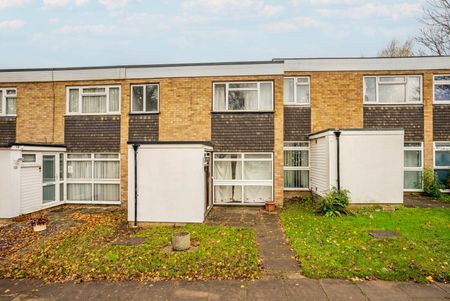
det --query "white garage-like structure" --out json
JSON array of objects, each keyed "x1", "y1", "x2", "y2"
[
  {"x1": 128, "y1": 142, "x2": 213, "y2": 224},
  {"x1": 309, "y1": 129, "x2": 404, "y2": 204}
]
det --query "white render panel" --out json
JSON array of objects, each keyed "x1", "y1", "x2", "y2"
[
  {"x1": 0, "y1": 71, "x2": 53, "y2": 83},
  {"x1": 309, "y1": 135, "x2": 330, "y2": 197},
  {"x1": 128, "y1": 144, "x2": 209, "y2": 223},
  {"x1": 0, "y1": 149, "x2": 21, "y2": 218},
  {"x1": 53, "y1": 68, "x2": 126, "y2": 81},
  {"x1": 20, "y1": 165, "x2": 42, "y2": 214}
]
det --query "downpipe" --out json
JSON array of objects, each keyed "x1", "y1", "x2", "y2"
[{"x1": 132, "y1": 144, "x2": 140, "y2": 227}]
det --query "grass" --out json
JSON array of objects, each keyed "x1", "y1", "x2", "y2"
[
  {"x1": 279, "y1": 201, "x2": 450, "y2": 283},
  {"x1": 1, "y1": 211, "x2": 260, "y2": 282}
]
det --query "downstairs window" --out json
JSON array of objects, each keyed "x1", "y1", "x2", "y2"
[
  {"x1": 404, "y1": 142, "x2": 423, "y2": 191},
  {"x1": 284, "y1": 142, "x2": 310, "y2": 189},
  {"x1": 434, "y1": 142, "x2": 450, "y2": 191}
]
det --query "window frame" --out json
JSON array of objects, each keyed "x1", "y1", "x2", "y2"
[
  {"x1": 65, "y1": 85, "x2": 121, "y2": 115},
  {"x1": 404, "y1": 142, "x2": 423, "y2": 192},
  {"x1": 212, "y1": 81, "x2": 274, "y2": 112},
  {"x1": 433, "y1": 141, "x2": 450, "y2": 192},
  {"x1": 0, "y1": 87, "x2": 17, "y2": 116},
  {"x1": 212, "y1": 152, "x2": 273, "y2": 205},
  {"x1": 363, "y1": 75, "x2": 423, "y2": 105},
  {"x1": 283, "y1": 77, "x2": 310, "y2": 106},
  {"x1": 130, "y1": 83, "x2": 160, "y2": 114},
  {"x1": 283, "y1": 141, "x2": 310, "y2": 191},
  {"x1": 433, "y1": 74, "x2": 450, "y2": 104},
  {"x1": 65, "y1": 153, "x2": 121, "y2": 204}
]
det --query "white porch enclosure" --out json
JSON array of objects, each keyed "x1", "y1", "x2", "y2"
[{"x1": 309, "y1": 129, "x2": 404, "y2": 204}]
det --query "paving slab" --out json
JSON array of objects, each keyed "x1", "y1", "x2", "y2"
[
  {"x1": 357, "y1": 281, "x2": 412, "y2": 301},
  {"x1": 397, "y1": 282, "x2": 448, "y2": 299},
  {"x1": 283, "y1": 279, "x2": 328, "y2": 301},
  {"x1": 131, "y1": 281, "x2": 174, "y2": 301},
  {"x1": 435, "y1": 282, "x2": 450, "y2": 294},
  {"x1": 320, "y1": 279, "x2": 368, "y2": 301},
  {"x1": 247, "y1": 279, "x2": 286, "y2": 300}
]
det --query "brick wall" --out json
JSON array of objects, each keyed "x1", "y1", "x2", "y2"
[
  {"x1": 284, "y1": 106, "x2": 311, "y2": 141},
  {"x1": 0, "y1": 117, "x2": 16, "y2": 146},
  {"x1": 128, "y1": 114, "x2": 159, "y2": 142},
  {"x1": 433, "y1": 105, "x2": 450, "y2": 141}
]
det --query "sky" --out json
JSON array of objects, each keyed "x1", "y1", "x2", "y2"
[{"x1": 0, "y1": 0, "x2": 426, "y2": 68}]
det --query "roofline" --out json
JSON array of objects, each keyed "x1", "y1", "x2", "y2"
[{"x1": 273, "y1": 55, "x2": 450, "y2": 61}]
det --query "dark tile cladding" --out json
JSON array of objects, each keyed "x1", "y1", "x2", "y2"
[{"x1": 212, "y1": 113, "x2": 274, "y2": 152}]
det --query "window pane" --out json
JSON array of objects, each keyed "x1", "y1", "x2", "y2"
[
  {"x1": 94, "y1": 184, "x2": 119, "y2": 202},
  {"x1": 83, "y1": 87, "x2": 105, "y2": 93},
  {"x1": 284, "y1": 150, "x2": 309, "y2": 167},
  {"x1": 132, "y1": 86, "x2": 144, "y2": 112},
  {"x1": 109, "y1": 87, "x2": 120, "y2": 112},
  {"x1": 245, "y1": 154, "x2": 271, "y2": 159},
  {"x1": 435, "y1": 75, "x2": 450, "y2": 81},
  {"x1": 22, "y1": 154, "x2": 36, "y2": 163},
  {"x1": 243, "y1": 161, "x2": 272, "y2": 180},
  {"x1": 82, "y1": 96, "x2": 107, "y2": 113},
  {"x1": 94, "y1": 154, "x2": 119, "y2": 159},
  {"x1": 43, "y1": 185, "x2": 55, "y2": 203},
  {"x1": 214, "y1": 161, "x2": 242, "y2": 180},
  {"x1": 297, "y1": 77, "x2": 309, "y2": 84},
  {"x1": 379, "y1": 84, "x2": 405, "y2": 103},
  {"x1": 94, "y1": 161, "x2": 120, "y2": 179},
  {"x1": 214, "y1": 154, "x2": 241, "y2": 159},
  {"x1": 145, "y1": 85, "x2": 158, "y2": 112},
  {"x1": 243, "y1": 186, "x2": 272, "y2": 203},
  {"x1": 364, "y1": 77, "x2": 376, "y2": 102},
  {"x1": 214, "y1": 185, "x2": 242, "y2": 203},
  {"x1": 67, "y1": 161, "x2": 92, "y2": 179},
  {"x1": 67, "y1": 183, "x2": 92, "y2": 201},
  {"x1": 213, "y1": 84, "x2": 226, "y2": 111},
  {"x1": 435, "y1": 169, "x2": 450, "y2": 189},
  {"x1": 0, "y1": 91, "x2": 2, "y2": 114},
  {"x1": 228, "y1": 90, "x2": 258, "y2": 110},
  {"x1": 6, "y1": 89, "x2": 16, "y2": 95},
  {"x1": 59, "y1": 153, "x2": 64, "y2": 180},
  {"x1": 6, "y1": 97, "x2": 16, "y2": 115},
  {"x1": 284, "y1": 142, "x2": 309, "y2": 148},
  {"x1": 404, "y1": 171, "x2": 422, "y2": 189},
  {"x1": 260, "y1": 83, "x2": 273, "y2": 110},
  {"x1": 435, "y1": 84, "x2": 450, "y2": 101},
  {"x1": 43, "y1": 155, "x2": 55, "y2": 183},
  {"x1": 284, "y1": 170, "x2": 309, "y2": 188},
  {"x1": 283, "y1": 78, "x2": 294, "y2": 102},
  {"x1": 379, "y1": 76, "x2": 405, "y2": 83},
  {"x1": 436, "y1": 150, "x2": 450, "y2": 166},
  {"x1": 407, "y1": 76, "x2": 421, "y2": 102},
  {"x1": 229, "y1": 83, "x2": 257, "y2": 89},
  {"x1": 68, "y1": 89, "x2": 79, "y2": 113},
  {"x1": 296, "y1": 85, "x2": 309, "y2": 104},
  {"x1": 404, "y1": 150, "x2": 421, "y2": 167},
  {"x1": 68, "y1": 154, "x2": 91, "y2": 159}
]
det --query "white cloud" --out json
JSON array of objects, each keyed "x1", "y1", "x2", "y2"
[
  {"x1": 181, "y1": 0, "x2": 283, "y2": 18},
  {"x1": 75, "y1": 0, "x2": 89, "y2": 5},
  {"x1": 43, "y1": 0, "x2": 70, "y2": 6},
  {"x1": 262, "y1": 16, "x2": 323, "y2": 33},
  {"x1": 291, "y1": 0, "x2": 361, "y2": 5},
  {"x1": 260, "y1": 4, "x2": 283, "y2": 17},
  {"x1": 0, "y1": 0, "x2": 30, "y2": 9},
  {"x1": 98, "y1": 0, "x2": 129, "y2": 10},
  {"x1": 0, "y1": 19, "x2": 26, "y2": 29},
  {"x1": 57, "y1": 24, "x2": 116, "y2": 34},
  {"x1": 319, "y1": 3, "x2": 422, "y2": 20}
]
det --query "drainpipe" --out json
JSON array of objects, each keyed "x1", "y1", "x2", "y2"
[
  {"x1": 132, "y1": 144, "x2": 140, "y2": 227},
  {"x1": 333, "y1": 131, "x2": 341, "y2": 192}
]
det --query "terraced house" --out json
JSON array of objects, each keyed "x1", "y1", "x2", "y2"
[{"x1": 0, "y1": 56, "x2": 449, "y2": 223}]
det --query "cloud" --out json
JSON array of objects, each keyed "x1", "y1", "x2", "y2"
[
  {"x1": 259, "y1": 4, "x2": 283, "y2": 17},
  {"x1": 43, "y1": 0, "x2": 70, "y2": 6},
  {"x1": 181, "y1": 0, "x2": 283, "y2": 18},
  {"x1": 262, "y1": 16, "x2": 323, "y2": 33},
  {"x1": 0, "y1": 0, "x2": 30, "y2": 9},
  {"x1": 98, "y1": 0, "x2": 129, "y2": 10},
  {"x1": 0, "y1": 19, "x2": 26, "y2": 29},
  {"x1": 319, "y1": 3, "x2": 422, "y2": 20},
  {"x1": 57, "y1": 24, "x2": 116, "y2": 34},
  {"x1": 291, "y1": 0, "x2": 361, "y2": 5}
]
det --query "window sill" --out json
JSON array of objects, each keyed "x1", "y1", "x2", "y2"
[
  {"x1": 211, "y1": 110, "x2": 274, "y2": 114},
  {"x1": 363, "y1": 103, "x2": 423, "y2": 106},
  {"x1": 65, "y1": 113, "x2": 121, "y2": 117},
  {"x1": 283, "y1": 103, "x2": 310, "y2": 107},
  {"x1": 129, "y1": 112, "x2": 160, "y2": 115},
  {"x1": 0, "y1": 115, "x2": 17, "y2": 117},
  {"x1": 284, "y1": 188, "x2": 310, "y2": 191},
  {"x1": 433, "y1": 101, "x2": 450, "y2": 105}
]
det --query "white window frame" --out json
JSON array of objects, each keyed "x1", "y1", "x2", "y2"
[
  {"x1": 0, "y1": 88, "x2": 17, "y2": 116},
  {"x1": 65, "y1": 153, "x2": 121, "y2": 204},
  {"x1": 66, "y1": 86, "x2": 121, "y2": 115},
  {"x1": 404, "y1": 142, "x2": 423, "y2": 192},
  {"x1": 363, "y1": 75, "x2": 423, "y2": 104},
  {"x1": 433, "y1": 142, "x2": 450, "y2": 192},
  {"x1": 283, "y1": 77, "x2": 310, "y2": 106},
  {"x1": 212, "y1": 152, "x2": 273, "y2": 205},
  {"x1": 212, "y1": 81, "x2": 274, "y2": 112},
  {"x1": 433, "y1": 74, "x2": 450, "y2": 104},
  {"x1": 130, "y1": 84, "x2": 160, "y2": 113},
  {"x1": 283, "y1": 142, "x2": 310, "y2": 191}
]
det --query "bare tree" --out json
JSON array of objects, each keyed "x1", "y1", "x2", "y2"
[
  {"x1": 416, "y1": 0, "x2": 450, "y2": 56},
  {"x1": 378, "y1": 39, "x2": 416, "y2": 57}
]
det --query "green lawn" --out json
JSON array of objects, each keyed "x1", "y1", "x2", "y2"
[
  {"x1": 2, "y1": 211, "x2": 260, "y2": 282},
  {"x1": 280, "y1": 201, "x2": 450, "y2": 283}
]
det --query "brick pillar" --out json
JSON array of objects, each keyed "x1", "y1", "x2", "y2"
[
  {"x1": 423, "y1": 73, "x2": 434, "y2": 168},
  {"x1": 274, "y1": 77, "x2": 284, "y2": 206},
  {"x1": 120, "y1": 82, "x2": 130, "y2": 208}
]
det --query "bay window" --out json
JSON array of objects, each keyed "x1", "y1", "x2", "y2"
[
  {"x1": 434, "y1": 142, "x2": 450, "y2": 191},
  {"x1": 283, "y1": 77, "x2": 310, "y2": 105},
  {"x1": 131, "y1": 84, "x2": 159, "y2": 113},
  {"x1": 0, "y1": 88, "x2": 16, "y2": 116},
  {"x1": 213, "y1": 153, "x2": 273, "y2": 204},
  {"x1": 213, "y1": 82, "x2": 273, "y2": 111},
  {"x1": 404, "y1": 142, "x2": 423, "y2": 191},
  {"x1": 67, "y1": 86, "x2": 120, "y2": 115},
  {"x1": 284, "y1": 142, "x2": 309, "y2": 189},
  {"x1": 433, "y1": 75, "x2": 450, "y2": 103},
  {"x1": 364, "y1": 75, "x2": 422, "y2": 104},
  {"x1": 66, "y1": 153, "x2": 120, "y2": 202}
]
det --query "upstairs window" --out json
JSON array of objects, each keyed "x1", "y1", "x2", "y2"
[
  {"x1": 213, "y1": 82, "x2": 273, "y2": 111},
  {"x1": 364, "y1": 75, "x2": 422, "y2": 104},
  {"x1": 131, "y1": 84, "x2": 159, "y2": 113},
  {"x1": 433, "y1": 75, "x2": 450, "y2": 103},
  {"x1": 284, "y1": 77, "x2": 310, "y2": 105},
  {"x1": 67, "y1": 86, "x2": 120, "y2": 115},
  {"x1": 0, "y1": 88, "x2": 16, "y2": 116}
]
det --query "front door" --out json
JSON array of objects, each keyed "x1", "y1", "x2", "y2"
[{"x1": 42, "y1": 154, "x2": 63, "y2": 204}]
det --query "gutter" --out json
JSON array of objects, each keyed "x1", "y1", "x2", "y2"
[
  {"x1": 132, "y1": 144, "x2": 140, "y2": 227},
  {"x1": 333, "y1": 131, "x2": 341, "y2": 191}
]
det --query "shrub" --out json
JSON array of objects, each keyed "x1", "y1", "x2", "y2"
[
  {"x1": 316, "y1": 188, "x2": 350, "y2": 217},
  {"x1": 422, "y1": 168, "x2": 443, "y2": 198}
]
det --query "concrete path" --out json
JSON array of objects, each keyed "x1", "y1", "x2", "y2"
[{"x1": 1, "y1": 278, "x2": 449, "y2": 300}]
